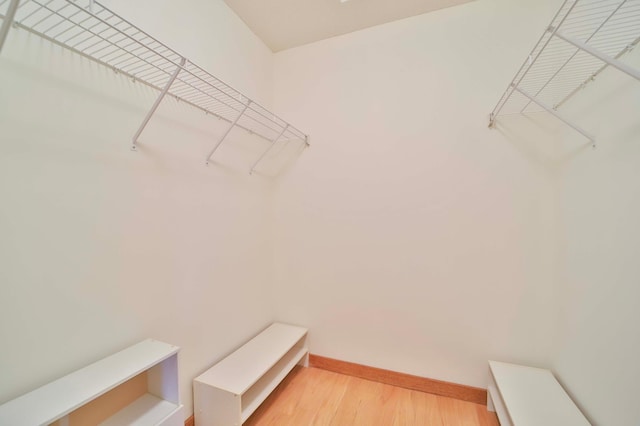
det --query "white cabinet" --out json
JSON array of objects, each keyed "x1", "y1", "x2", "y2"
[
  {"x1": 0, "y1": 339, "x2": 183, "y2": 426},
  {"x1": 194, "y1": 323, "x2": 308, "y2": 426}
]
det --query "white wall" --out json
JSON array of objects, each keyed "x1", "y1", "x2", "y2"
[
  {"x1": 272, "y1": 0, "x2": 640, "y2": 423},
  {"x1": 272, "y1": 0, "x2": 563, "y2": 389},
  {"x1": 551, "y1": 47, "x2": 640, "y2": 426},
  {"x1": 0, "y1": 0, "x2": 277, "y2": 418}
]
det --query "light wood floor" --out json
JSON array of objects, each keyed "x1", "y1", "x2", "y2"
[{"x1": 245, "y1": 367, "x2": 499, "y2": 426}]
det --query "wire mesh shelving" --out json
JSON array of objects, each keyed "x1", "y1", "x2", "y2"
[
  {"x1": 489, "y1": 0, "x2": 640, "y2": 145},
  {"x1": 0, "y1": 0, "x2": 309, "y2": 172}
]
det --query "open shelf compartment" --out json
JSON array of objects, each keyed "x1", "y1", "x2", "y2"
[
  {"x1": 0, "y1": 339, "x2": 183, "y2": 426},
  {"x1": 194, "y1": 323, "x2": 308, "y2": 426}
]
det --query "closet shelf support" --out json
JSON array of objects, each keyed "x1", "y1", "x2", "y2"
[
  {"x1": 0, "y1": 0, "x2": 20, "y2": 54},
  {"x1": 250, "y1": 124, "x2": 289, "y2": 175},
  {"x1": 206, "y1": 101, "x2": 250, "y2": 165},
  {"x1": 513, "y1": 85, "x2": 595, "y2": 146},
  {"x1": 131, "y1": 57, "x2": 186, "y2": 151},
  {"x1": 550, "y1": 28, "x2": 640, "y2": 82}
]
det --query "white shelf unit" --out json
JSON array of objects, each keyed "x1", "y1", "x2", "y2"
[
  {"x1": 487, "y1": 361, "x2": 591, "y2": 426},
  {"x1": 0, "y1": 339, "x2": 183, "y2": 426},
  {"x1": 194, "y1": 323, "x2": 308, "y2": 426},
  {"x1": 489, "y1": 0, "x2": 640, "y2": 145},
  {"x1": 0, "y1": 0, "x2": 308, "y2": 173}
]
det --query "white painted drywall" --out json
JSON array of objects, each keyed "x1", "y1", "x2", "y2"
[
  {"x1": 551, "y1": 47, "x2": 640, "y2": 426},
  {"x1": 272, "y1": 0, "x2": 640, "y2": 423},
  {"x1": 272, "y1": 0, "x2": 563, "y2": 389},
  {"x1": 0, "y1": 0, "x2": 277, "y2": 418}
]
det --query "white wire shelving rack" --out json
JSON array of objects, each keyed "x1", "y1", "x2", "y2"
[
  {"x1": 489, "y1": 0, "x2": 640, "y2": 146},
  {"x1": 0, "y1": 0, "x2": 309, "y2": 173}
]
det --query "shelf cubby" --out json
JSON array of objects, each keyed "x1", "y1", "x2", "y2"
[
  {"x1": 194, "y1": 323, "x2": 308, "y2": 426},
  {"x1": 0, "y1": 339, "x2": 183, "y2": 426}
]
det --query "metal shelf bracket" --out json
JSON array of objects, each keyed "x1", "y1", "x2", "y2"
[
  {"x1": 513, "y1": 85, "x2": 595, "y2": 147},
  {"x1": 250, "y1": 124, "x2": 289, "y2": 174},
  {"x1": 206, "y1": 101, "x2": 250, "y2": 165},
  {"x1": 0, "y1": 0, "x2": 20, "y2": 54},
  {"x1": 131, "y1": 57, "x2": 186, "y2": 151}
]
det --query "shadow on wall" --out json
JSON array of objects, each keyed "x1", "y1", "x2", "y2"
[{"x1": 493, "y1": 112, "x2": 593, "y2": 170}]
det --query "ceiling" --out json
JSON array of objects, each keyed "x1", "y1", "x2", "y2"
[{"x1": 223, "y1": 0, "x2": 475, "y2": 52}]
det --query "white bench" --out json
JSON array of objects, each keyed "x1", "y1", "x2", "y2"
[
  {"x1": 194, "y1": 323, "x2": 308, "y2": 426},
  {"x1": 0, "y1": 339, "x2": 183, "y2": 426},
  {"x1": 487, "y1": 361, "x2": 591, "y2": 426}
]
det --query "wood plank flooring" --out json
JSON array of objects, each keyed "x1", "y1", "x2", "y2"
[{"x1": 245, "y1": 367, "x2": 499, "y2": 426}]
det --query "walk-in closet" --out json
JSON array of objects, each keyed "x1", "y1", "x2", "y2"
[{"x1": 1, "y1": 0, "x2": 638, "y2": 424}]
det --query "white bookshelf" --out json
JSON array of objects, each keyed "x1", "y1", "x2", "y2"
[
  {"x1": 488, "y1": 361, "x2": 591, "y2": 426},
  {"x1": 0, "y1": 339, "x2": 183, "y2": 426},
  {"x1": 194, "y1": 323, "x2": 308, "y2": 426}
]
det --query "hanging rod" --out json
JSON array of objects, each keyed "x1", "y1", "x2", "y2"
[
  {"x1": 489, "y1": 0, "x2": 640, "y2": 144},
  {"x1": 0, "y1": 0, "x2": 309, "y2": 172}
]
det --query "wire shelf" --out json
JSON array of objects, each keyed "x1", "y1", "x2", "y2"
[
  {"x1": 0, "y1": 0, "x2": 308, "y2": 166},
  {"x1": 489, "y1": 0, "x2": 640, "y2": 142}
]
